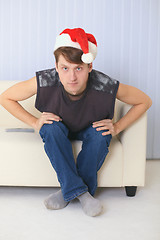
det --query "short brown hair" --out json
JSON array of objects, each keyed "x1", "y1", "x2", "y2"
[{"x1": 54, "y1": 47, "x2": 83, "y2": 64}]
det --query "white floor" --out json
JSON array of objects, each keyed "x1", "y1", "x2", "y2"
[{"x1": 0, "y1": 159, "x2": 160, "y2": 240}]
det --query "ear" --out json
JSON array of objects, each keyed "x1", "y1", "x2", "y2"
[
  {"x1": 55, "y1": 61, "x2": 58, "y2": 72},
  {"x1": 88, "y1": 63, "x2": 93, "y2": 73}
]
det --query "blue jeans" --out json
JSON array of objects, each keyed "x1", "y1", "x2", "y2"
[{"x1": 39, "y1": 121, "x2": 112, "y2": 202}]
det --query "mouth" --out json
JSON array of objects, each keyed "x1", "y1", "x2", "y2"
[
  {"x1": 68, "y1": 82, "x2": 78, "y2": 85},
  {"x1": 68, "y1": 82, "x2": 78, "y2": 86}
]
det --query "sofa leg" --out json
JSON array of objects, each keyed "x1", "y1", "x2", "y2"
[{"x1": 125, "y1": 186, "x2": 137, "y2": 197}]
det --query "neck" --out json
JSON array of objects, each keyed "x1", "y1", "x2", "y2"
[{"x1": 65, "y1": 89, "x2": 86, "y2": 101}]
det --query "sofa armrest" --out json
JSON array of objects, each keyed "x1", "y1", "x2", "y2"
[{"x1": 115, "y1": 100, "x2": 147, "y2": 186}]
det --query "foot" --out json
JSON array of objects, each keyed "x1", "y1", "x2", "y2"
[
  {"x1": 77, "y1": 192, "x2": 102, "y2": 217},
  {"x1": 44, "y1": 190, "x2": 69, "y2": 210}
]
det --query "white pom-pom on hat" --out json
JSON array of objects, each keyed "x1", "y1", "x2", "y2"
[
  {"x1": 54, "y1": 28, "x2": 97, "y2": 63},
  {"x1": 81, "y1": 53, "x2": 94, "y2": 64}
]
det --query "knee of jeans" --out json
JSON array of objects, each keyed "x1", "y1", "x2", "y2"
[
  {"x1": 86, "y1": 126, "x2": 112, "y2": 147},
  {"x1": 40, "y1": 121, "x2": 68, "y2": 137},
  {"x1": 85, "y1": 126, "x2": 104, "y2": 139}
]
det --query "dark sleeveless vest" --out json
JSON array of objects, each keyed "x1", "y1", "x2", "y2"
[{"x1": 35, "y1": 68, "x2": 119, "y2": 132}]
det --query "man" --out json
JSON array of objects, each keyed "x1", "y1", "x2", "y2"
[{"x1": 0, "y1": 28, "x2": 152, "y2": 217}]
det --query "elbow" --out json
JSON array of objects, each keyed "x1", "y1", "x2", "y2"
[
  {"x1": 140, "y1": 96, "x2": 152, "y2": 111},
  {"x1": 147, "y1": 96, "x2": 152, "y2": 109},
  {"x1": 143, "y1": 96, "x2": 152, "y2": 110}
]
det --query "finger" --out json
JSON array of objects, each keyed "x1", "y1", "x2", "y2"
[
  {"x1": 42, "y1": 112, "x2": 62, "y2": 121},
  {"x1": 95, "y1": 126, "x2": 109, "y2": 131},
  {"x1": 45, "y1": 117, "x2": 61, "y2": 122},
  {"x1": 43, "y1": 120, "x2": 53, "y2": 124},
  {"x1": 93, "y1": 119, "x2": 112, "y2": 125},
  {"x1": 102, "y1": 131, "x2": 111, "y2": 136},
  {"x1": 53, "y1": 116, "x2": 62, "y2": 121},
  {"x1": 43, "y1": 113, "x2": 60, "y2": 118},
  {"x1": 93, "y1": 122, "x2": 113, "y2": 128},
  {"x1": 92, "y1": 122, "x2": 106, "y2": 128},
  {"x1": 42, "y1": 114, "x2": 62, "y2": 121},
  {"x1": 52, "y1": 118, "x2": 62, "y2": 122},
  {"x1": 92, "y1": 120, "x2": 112, "y2": 127}
]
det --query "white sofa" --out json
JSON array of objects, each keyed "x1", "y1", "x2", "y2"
[{"x1": 0, "y1": 81, "x2": 147, "y2": 196}]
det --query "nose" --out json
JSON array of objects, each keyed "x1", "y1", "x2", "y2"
[{"x1": 70, "y1": 70, "x2": 77, "y2": 82}]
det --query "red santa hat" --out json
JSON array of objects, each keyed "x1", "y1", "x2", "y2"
[{"x1": 54, "y1": 28, "x2": 97, "y2": 64}]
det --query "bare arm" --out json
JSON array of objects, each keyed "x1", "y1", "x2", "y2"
[
  {"x1": 0, "y1": 77, "x2": 38, "y2": 128},
  {"x1": 93, "y1": 83, "x2": 152, "y2": 136},
  {"x1": 114, "y1": 83, "x2": 152, "y2": 134},
  {"x1": 0, "y1": 77, "x2": 62, "y2": 130}
]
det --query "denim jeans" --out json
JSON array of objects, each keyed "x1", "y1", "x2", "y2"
[{"x1": 39, "y1": 121, "x2": 112, "y2": 202}]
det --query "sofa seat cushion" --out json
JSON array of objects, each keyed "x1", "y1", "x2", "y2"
[{"x1": 0, "y1": 128, "x2": 123, "y2": 187}]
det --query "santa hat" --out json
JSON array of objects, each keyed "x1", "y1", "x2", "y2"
[{"x1": 54, "y1": 28, "x2": 97, "y2": 64}]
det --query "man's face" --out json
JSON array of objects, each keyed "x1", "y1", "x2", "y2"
[{"x1": 56, "y1": 55, "x2": 92, "y2": 96}]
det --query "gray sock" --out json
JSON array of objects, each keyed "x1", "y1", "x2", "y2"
[
  {"x1": 77, "y1": 191, "x2": 102, "y2": 217},
  {"x1": 44, "y1": 190, "x2": 69, "y2": 210}
]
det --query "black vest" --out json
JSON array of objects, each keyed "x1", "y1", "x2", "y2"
[{"x1": 35, "y1": 68, "x2": 119, "y2": 132}]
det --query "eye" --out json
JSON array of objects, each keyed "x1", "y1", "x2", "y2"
[
  {"x1": 77, "y1": 67, "x2": 82, "y2": 71},
  {"x1": 63, "y1": 67, "x2": 68, "y2": 71}
]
